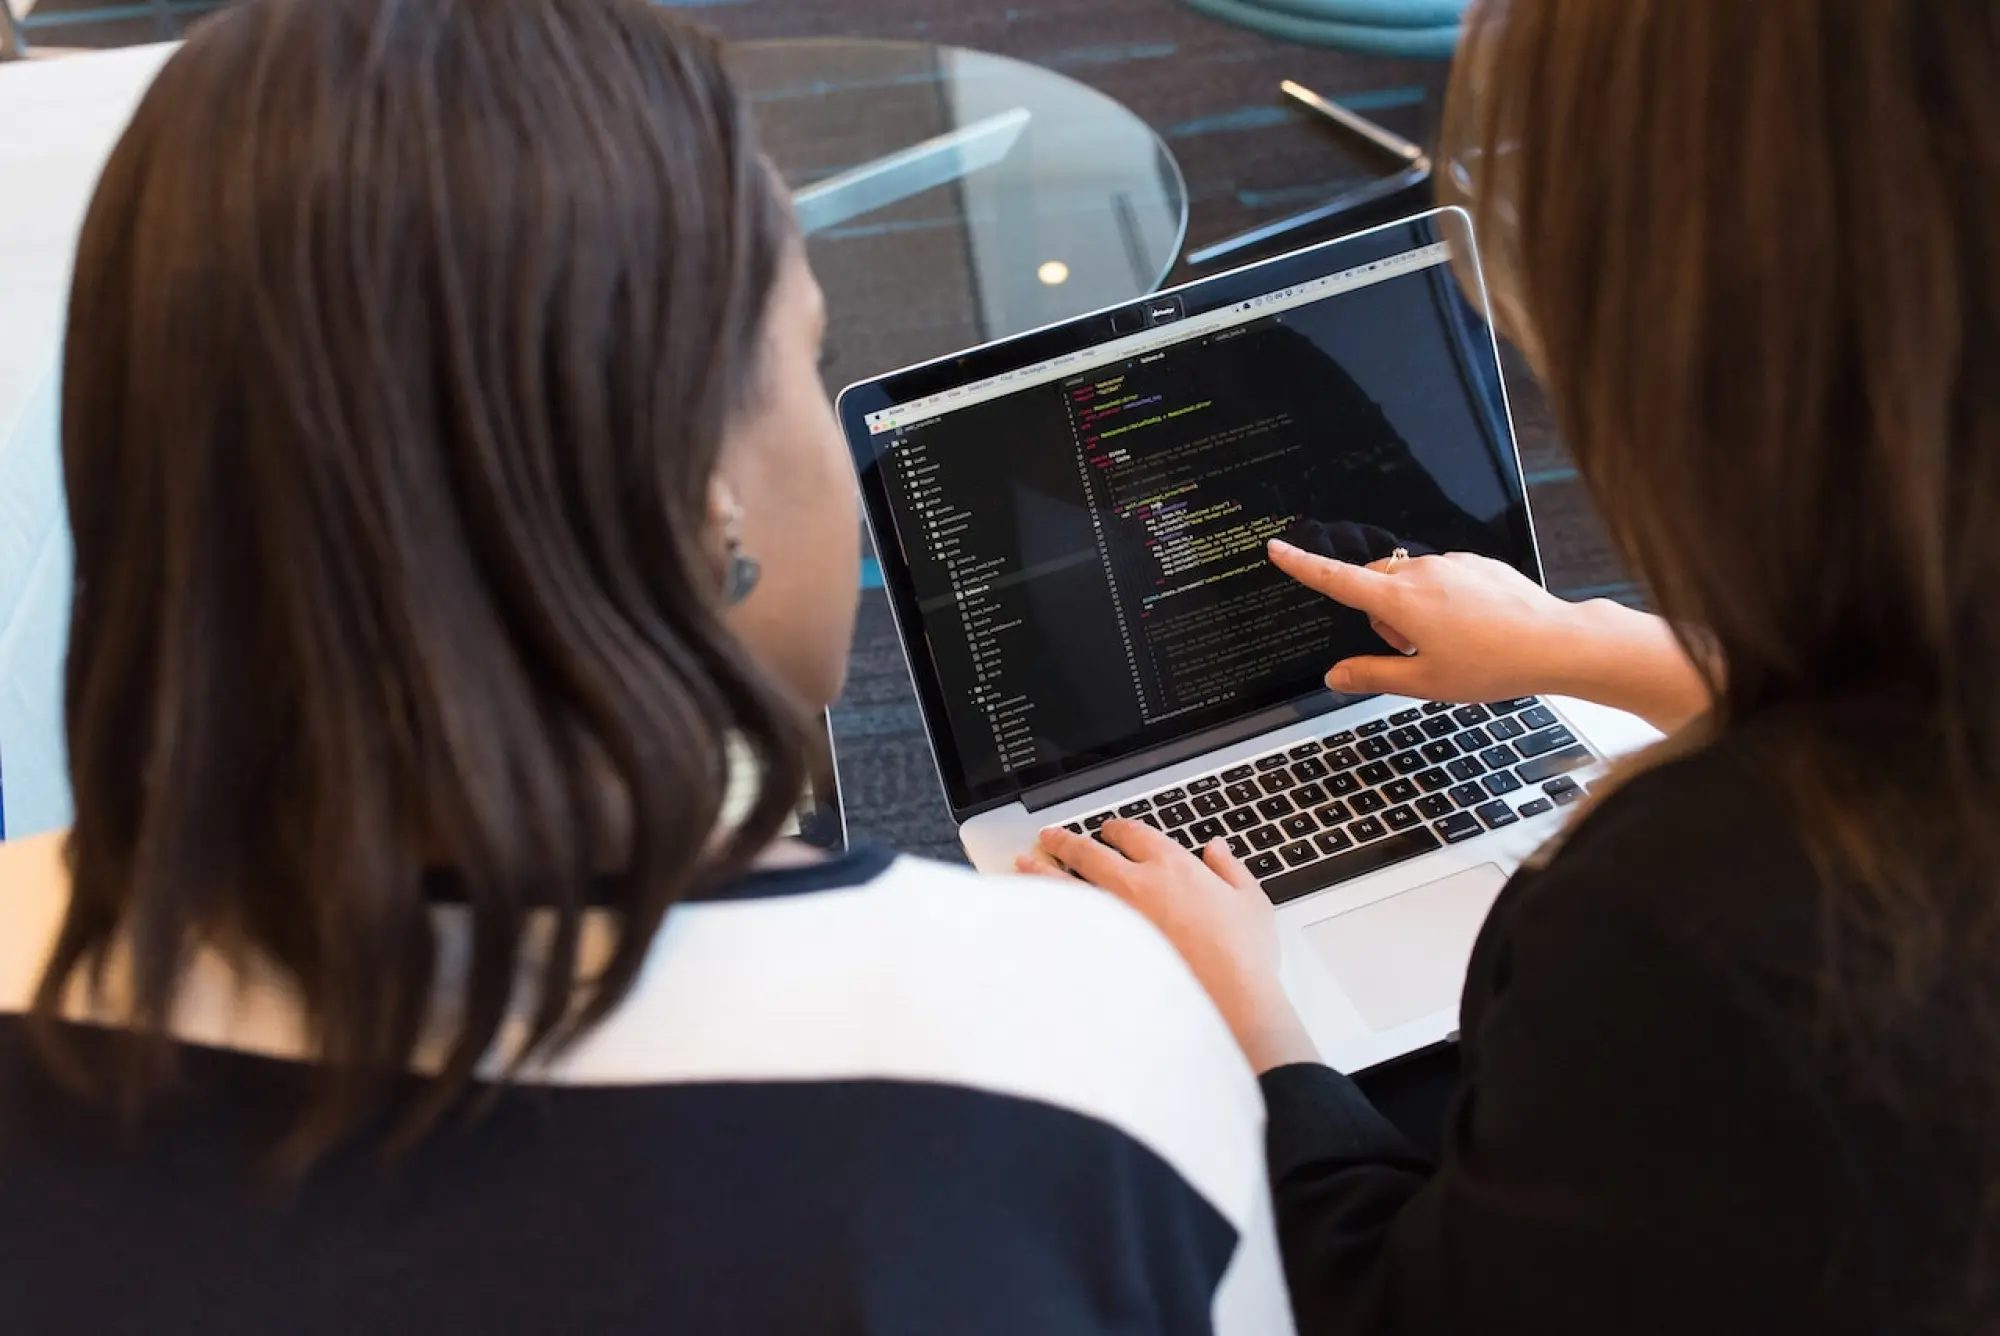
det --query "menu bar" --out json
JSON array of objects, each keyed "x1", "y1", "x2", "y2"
[{"x1": 864, "y1": 241, "x2": 1453, "y2": 435}]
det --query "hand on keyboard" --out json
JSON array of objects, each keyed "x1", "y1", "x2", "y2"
[{"x1": 1021, "y1": 821, "x2": 1320, "y2": 1074}]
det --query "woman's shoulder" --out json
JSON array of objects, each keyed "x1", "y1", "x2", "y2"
[{"x1": 563, "y1": 847, "x2": 1270, "y2": 1222}]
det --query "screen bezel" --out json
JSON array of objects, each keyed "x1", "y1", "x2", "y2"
[{"x1": 838, "y1": 208, "x2": 1542, "y2": 820}]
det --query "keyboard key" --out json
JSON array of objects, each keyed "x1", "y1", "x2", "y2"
[
  {"x1": 1118, "y1": 799, "x2": 1153, "y2": 817},
  {"x1": 1248, "y1": 824, "x2": 1287, "y2": 851},
  {"x1": 1476, "y1": 800, "x2": 1520, "y2": 829},
  {"x1": 1388, "y1": 726, "x2": 1426, "y2": 750},
  {"x1": 1457, "y1": 726, "x2": 1494, "y2": 752},
  {"x1": 1415, "y1": 767, "x2": 1452, "y2": 793},
  {"x1": 1478, "y1": 744, "x2": 1520, "y2": 770},
  {"x1": 1137, "y1": 813, "x2": 1163, "y2": 830},
  {"x1": 1224, "y1": 808, "x2": 1260, "y2": 832},
  {"x1": 1357, "y1": 761, "x2": 1394, "y2": 786},
  {"x1": 1449, "y1": 783, "x2": 1487, "y2": 808},
  {"x1": 1520, "y1": 705, "x2": 1559, "y2": 730},
  {"x1": 1323, "y1": 729, "x2": 1356, "y2": 746},
  {"x1": 1314, "y1": 829, "x2": 1354, "y2": 856},
  {"x1": 1486, "y1": 697, "x2": 1537, "y2": 714},
  {"x1": 1255, "y1": 754, "x2": 1291, "y2": 772},
  {"x1": 1350, "y1": 790, "x2": 1388, "y2": 815},
  {"x1": 1291, "y1": 757, "x2": 1330, "y2": 781},
  {"x1": 1517, "y1": 746, "x2": 1595, "y2": 784},
  {"x1": 1292, "y1": 781, "x2": 1329, "y2": 807},
  {"x1": 1422, "y1": 716, "x2": 1459, "y2": 739},
  {"x1": 1279, "y1": 839, "x2": 1319, "y2": 868},
  {"x1": 1447, "y1": 756, "x2": 1485, "y2": 781},
  {"x1": 1259, "y1": 771, "x2": 1297, "y2": 794},
  {"x1": 1483, "y1": 770, "x2": 1524, "y2": 796},
  {"x1": 1551, "y1": 785, "x2": 1585, "y2": 807},
  {"x1": 1256, "y1": 795, "x2": 1296, "y2": 821},
  {"x1": 1246, "y1": 851, "x2": 1285, "y2": 879},
  {"x1": 1190, "y1": 818, "x2": 1227, "y2": 843},
  {"x1": 1420, "y1": 700, "x2": 1454, "y2": 715},
  {"x1": 1281, "y1": 813, "x2": 1319, "y2": 840},
  {"x1": 1288, "y1": 741, "x2": 1323, "y2": 759},
  {"x1": 1153, "y1": 786, "x2": 1187, "y2": 804},
  {"x1": 1543, "y1": 775, "x2": 1580, "y2": 795},
  {"x1": 1486, "y1": 717, "x2": 1525, "y2": 742},
  {"x1": 1519, "y1": 797, "x2": 1554, "y2": 817},
  {"x1": 1188, "y1": 776, "x2": 1222, "y2": 794},
  {"x1": 1260, "y1": 828, "x2": 1443, "y2": 906},
  {"x1": 1349, "y1": 815, "x2": 1388, "y2": 842},
  {"x1": 1325, "y1": 746, "x2": 1361, "y2": 770},
  {"x1": 1417, "y1": 793, "x2": 1455, "y2": 819},
  {"x1": 1193, "y1": 791, "x2": 1229, "y2": 817},
  {"x1": 1063, "y1": 822, "x2": 1085, "y2": 836},
  {"x1": 1224, "y1": 781, "x2": 1260, "y2": 805},
  {"x1": 1084, "y1": 812, "x2": 1111, "y2": 830},
  {"x1": 1169, "y1": 829, "x2": 1196, "y2": 849},
  {"x1": 1391, "y1": 751, "x2": 1426, "y2": 776},
  {"x1": 1384, "y1": 778, "x2": 1420, "y2": 803},
  {"x1": 1383, "y1": 804, "x2": 1421, "y2": 832},
  {"x1": 1451, "y1": 704, "x2": 1492, "y2": 727},
  {"x1": 1358, "y1": 736, "x2": 1393, "y2": 760},
  {"x1": 1389, "y1": 707, "x2": 1423, "y2": 725},
  {"x1": 1435, "y1": 812, "x2": 1482, "y2": 843},
  {"x1": 1513, "y1": 726, "x2": 1577, "y2": 759},
  {"x1": 1228, "y1": 835, "x2": 1252, "y2": 858},
  {"x1": 1158, "y1": 802, "x2": 1195, "y2": 827},
  {"x1": 1313, "y1": 801, "x2": 1353, "y2": 825},
  {"x1": 1327, "y1": 771, "x2": 1362, "y2": 796},
  {"x1": 1421, "y1": 739, "x2": 1460, "y2": 763},
  {"x1": 1356, "y1": 720, "x2": 1390, "y2": 737},
  {"x1": 1222, "y1": 764, "x2": 1255, "y2": 782}
]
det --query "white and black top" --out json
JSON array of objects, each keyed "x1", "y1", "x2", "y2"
[{"x1": 0, "y1": 834, "x2": 1291, "y2": 1334}]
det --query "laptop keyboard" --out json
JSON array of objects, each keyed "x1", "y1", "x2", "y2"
[{"x1": 1062, "y1": 697, "x2": 1598, "y2": 907}]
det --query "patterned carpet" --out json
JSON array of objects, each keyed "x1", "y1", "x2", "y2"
[{"x1": 13, "y1": 0, "x2": 1628, "y2": 861}]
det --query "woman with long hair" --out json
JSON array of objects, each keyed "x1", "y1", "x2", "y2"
[
  {"x1": 1033, "y1": 2, "x2": 2000, "y2": 1332},
  {"x1": 0, "y1": 1, "x2": 1289, "y2": 1330}
]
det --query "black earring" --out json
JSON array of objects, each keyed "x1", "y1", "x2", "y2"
[{"x1": 721, "y1": 501, "x2": 761, "y2": 606}]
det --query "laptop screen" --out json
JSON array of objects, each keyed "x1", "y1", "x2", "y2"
[{"x1": 842, "y1": 212, "x2": 1539, "y2": 816}]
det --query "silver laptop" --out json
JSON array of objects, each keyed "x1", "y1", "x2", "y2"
[{"x1": 837, "y1": 208, "x2": 1656, "y2": 1072}]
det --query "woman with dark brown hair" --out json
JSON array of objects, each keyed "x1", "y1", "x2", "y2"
[
  {"x1": 0, "y1": 0, "x2": 1292, "y2": 1330},
  {"x1": 1032, "y1": 1, "x2": 2000, "y2": 1332}
]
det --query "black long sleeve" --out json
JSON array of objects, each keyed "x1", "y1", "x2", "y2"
[{"x1": 1259, "y1": 737, "x2": 1979, "y2": 1335}]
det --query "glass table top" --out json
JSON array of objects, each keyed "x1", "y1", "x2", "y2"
[{"x1": 733, "y1": 39, "x2": 1189, "y2": 390}]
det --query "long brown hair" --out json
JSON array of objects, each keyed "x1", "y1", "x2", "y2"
[
  {"x1": 38, "y1": 0, "x2": 809, "y2": 1166},
  {"x1": 1445, "y1": 0, "x2": 2000, "y2": 1323}
]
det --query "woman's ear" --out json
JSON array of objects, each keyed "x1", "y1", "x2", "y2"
[
  {"x1": 706, "y1": 473, "x2": 737, "y2": 541},
  {"x1": 705, "y1": 472, "x2": 762, "y2": 607}
]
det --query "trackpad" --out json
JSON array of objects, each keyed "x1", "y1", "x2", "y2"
[{"x1": 1300, "y1": 864, "x2": 1508, "y2": 1032}]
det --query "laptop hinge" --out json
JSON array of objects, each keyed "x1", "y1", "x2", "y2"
[{"x1": 1019, "y1": 692, "x2": 1366, "y2": 813}]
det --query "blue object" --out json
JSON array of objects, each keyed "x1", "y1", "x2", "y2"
[{"x1": 1178, "y1": 0, "x2": 1466, "y2": 60}]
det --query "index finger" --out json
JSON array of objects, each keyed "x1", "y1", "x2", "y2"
[
  {"x1": 1036, "y1": 824, "x2": 1135, "y2": 886},
  {"x1": 1100, "y1": 818, "x2": 1191, "y2": 864},
  {"x1": 1267, "y1": 539, "x2": 1400, "y2": 615}
]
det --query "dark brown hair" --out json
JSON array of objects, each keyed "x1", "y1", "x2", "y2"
[
  {"x1": 39, "y1": 0, "x2": 808, "y2": 1165},
  {"x1": 1445, "y1": 0, "x2": 2000, "y2": 1323}
]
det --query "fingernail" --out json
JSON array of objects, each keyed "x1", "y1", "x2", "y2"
[
  {"x1": 1267, "y1": 538, "x2": 1297, "y2": 557},
  {"x1": 1038, "y1": 825, "x2": 1061, "y2": 841},
  {"x1": 1327, "y1": 666, "x2": 1353, "y2": 690}
]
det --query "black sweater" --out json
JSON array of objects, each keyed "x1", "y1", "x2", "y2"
[{"x1": 1261, "y1": 729, "x2": 1985, "y2": 1334}]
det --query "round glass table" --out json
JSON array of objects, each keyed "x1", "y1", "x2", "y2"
[{"x1": 733, "y1": 39, "x2": 1189, "y2": 390}]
